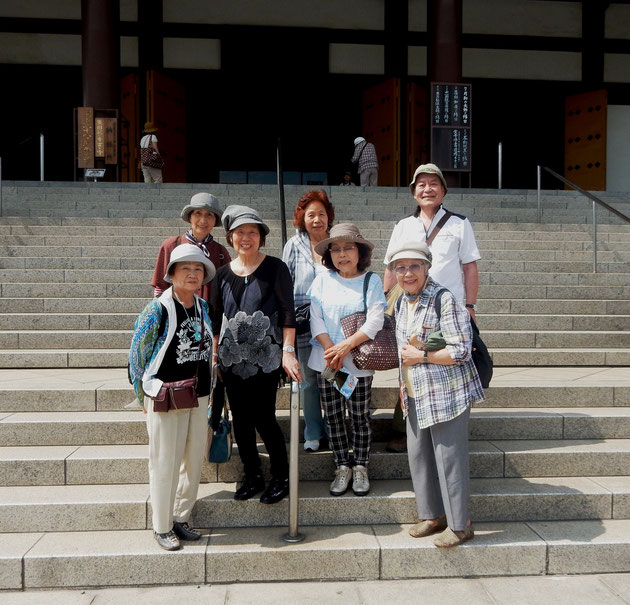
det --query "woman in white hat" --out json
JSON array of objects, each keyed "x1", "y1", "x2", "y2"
[
  {"x1": 389, "y1": 240, "x2": 484, "y2": 548},
  {"x1": 151, "y1": 192, "x2": 230, "y2": 302},
  {"x1": 211, "y1": 205, "x2": 301, "y2": 505},
  {"x1": 308, "y1": 223, "x2": 387, "y2": 497},
  {"x1": 129, "y1": 244, "x2": 216, "y2": 551}
]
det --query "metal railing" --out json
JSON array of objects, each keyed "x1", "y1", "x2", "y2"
[{"x1": 537, "y1": 165, "x2": 630, "y2": 273}]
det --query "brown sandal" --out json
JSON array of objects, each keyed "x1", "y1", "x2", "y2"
[
  {"x1": 433, "y1": 525, "x2": 475, "y2": 548},
  {"x1": 408, "y1": 514, "x2": 447, "y2": 538}
]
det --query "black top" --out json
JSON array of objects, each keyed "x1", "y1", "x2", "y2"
[
  {"x1": 211, "y1": 255, "x2": 296, "y2": 379},
  {"x1": 155, "y1": 301, "x2": 212, "y2": 397}
]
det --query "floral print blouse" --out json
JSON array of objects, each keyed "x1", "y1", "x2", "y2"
[{"x1": 211, "y1": 255, "x2": 296, "y2": 379}]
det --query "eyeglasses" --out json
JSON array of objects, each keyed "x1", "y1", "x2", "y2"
[
  {"x1": 329, "y1": 245, "x2": 357, "y2": 254},
  {"x1": 394, "y1": 263, "x2": 425, "y2": 275}
]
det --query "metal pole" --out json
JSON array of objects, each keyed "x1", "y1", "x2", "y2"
[
  {"x1": 498, "y1": 141, "x2": 502, "y2": 189},
  {"x1": 40, "y1": 133, "x2": 44, "y2": 182},
  {"x1": 592, "y1": 200, "x2": 597, "y2": 273},
  {"x1": 277, "y1": 138, "x2": 288, "y2": 249},
  {"x1": 283, "y1": 380, "x2": 304, "y2": 543},
  {"x1": 536, "y1": 165, "x2": 542, "y2": 224},
  {"x1": 0, "y1": 156, "x2": 3, "y2": 217}
]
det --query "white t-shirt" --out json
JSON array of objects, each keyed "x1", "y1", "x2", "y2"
[
  {"x1": 384, "y1": 206, "x2": 481, "y2": 304},
  {"x1": 141, "y1": 134, "x2": 157, "y2": 148}
]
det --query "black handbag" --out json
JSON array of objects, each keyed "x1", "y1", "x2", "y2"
[
  {"x1": 294, "y1": 302, "x2": 311, "y2": 336},
  {"x1": 207, "y1": 378, "x2": 233, "y2": 463},
  {"x1": 434, "y1": 289, "x2": 493, "y2": 388}
]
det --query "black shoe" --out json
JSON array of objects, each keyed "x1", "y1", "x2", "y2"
[
  {"x1": 260, "y1": 476, "x2": 289, "y2": 504},
  {"x1": 234, "y1": 473, "x2": 265, "y2": 501},
  {"x1": 173, "y1": 521, "x2": 201, "y2": 541}
]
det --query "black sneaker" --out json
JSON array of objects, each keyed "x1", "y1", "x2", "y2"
[
  {"x1": 154, "y1": 530, "x2": 181, "y2": 551},
  {"x1": 234, "y1": 473, "x2": 265, "y2": 500},
  {"x1": 173, "y1": 521, "x2": 201, "y2": 541}
]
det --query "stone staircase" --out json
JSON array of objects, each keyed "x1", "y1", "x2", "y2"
[{"x1": 1, "y1": 182, "x2": 630, "y2": 590}]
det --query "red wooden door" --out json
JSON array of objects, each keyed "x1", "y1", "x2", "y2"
[
  {"x1": 147, "y1": 70, "x2": 187, "y2": 183},
  {"x1": 120, "y1": 73, "x2": 139, "y2": 182},
  {"x1": 361, "y1": 78, "x2": 401, "y2": 187},
  {"x1": 565, "y1": 90, "x2": 607, "y2": 191}
]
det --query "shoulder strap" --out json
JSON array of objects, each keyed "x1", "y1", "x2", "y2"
[
  {"x1": 395, "y1": 294, "x2": 404, "y2": 313},
  {"x1": 426, "y1": 211, "x2": 453, "y2": 247},
  {"x1": 157, "y1": 303, "x2": 167, "y2": 339},
  {"x1": 362, "y1": 271, "x2": 373, "y2": 314},
  {"x1": 434, "y1": 288, "x2": 447, "y2": 322}
]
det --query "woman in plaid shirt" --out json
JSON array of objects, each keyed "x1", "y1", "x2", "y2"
[{"x1": 391, "y1": 240, "x2": 485, "y2": 548}]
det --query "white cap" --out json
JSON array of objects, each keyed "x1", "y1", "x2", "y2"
[
  {"x1": 354, "y1": 137, "x2": 366, "y2": 145},
  {"x1": 163, "y1": 244, "x2": 216, "y2": 285}
]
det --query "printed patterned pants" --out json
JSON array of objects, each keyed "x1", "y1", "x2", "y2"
[{"x1": 316, "y1": 374, "x2": 373, "y2": 467}]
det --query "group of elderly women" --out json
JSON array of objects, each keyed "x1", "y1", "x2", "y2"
[{"x1": 129, "y1": 175, "x2": 485, "y2": 552}]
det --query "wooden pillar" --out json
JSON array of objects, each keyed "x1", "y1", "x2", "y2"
[
  {"x1": 582, "y1": 0, "x2": 609, "y2": 87},
  {"x1": 428, "y1": 0, "x2": 463, "y2": 187},
  {"x1": 139, "y1": 0, "x2": 163, "y2": 72},
  {"x1": 81, "y1": 0, "x2": 120, "y2": 109},
  {"x1": 427, "y1": 0, "x2": 462, "y2": 84}
]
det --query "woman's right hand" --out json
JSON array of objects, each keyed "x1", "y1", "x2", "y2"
[{"x1": 323, "y1": 339, "x2": 352, "y2": 370}]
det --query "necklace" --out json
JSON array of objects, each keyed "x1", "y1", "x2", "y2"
[
  {"x1": 237, "y1": 254, "x2": 260, "y2": 285},
  {"x1": 173, "y1": 292, "x2": 201, "y2": 341}
]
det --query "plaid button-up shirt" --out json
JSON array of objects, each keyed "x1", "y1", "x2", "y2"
[
  {"x1": 395, "y1": 278, "x2": 485, "y2": 429},
  {"x1": 351, "y1": 141, "x2": 379, "y2": 173}
]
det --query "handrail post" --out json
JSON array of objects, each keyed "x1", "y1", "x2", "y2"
[
  {"x1": 536, "y1": 165, "x2": 542, "y2": 224},
  {"x1": 498, "y1": 142, "x2": 502, "y2": 189},
  {"x1": 0, "y1": 156, "x2": 3, "y2": 217},
  {"x1": 592, "y1": 200, "x2": 597, "y2": 273},
  {"x1": 283, "y1": 380, "x2": 304, "y2": 543},
  {"x1": 40, "y1": 133, "x2": 44, "y2": 182},
  {"x1": 277, "y1": 138, "x2": 288, "y2": 249}
]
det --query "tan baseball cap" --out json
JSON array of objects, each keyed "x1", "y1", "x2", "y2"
[{"x1": 409, "y1": 163, "x2": 448, "y2": 194}]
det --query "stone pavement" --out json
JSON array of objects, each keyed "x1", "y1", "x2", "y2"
[{"x1": 2, "y1": 574, "x2": 630, "y2": 604}]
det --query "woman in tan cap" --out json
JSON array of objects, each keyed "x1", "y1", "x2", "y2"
[
  {"x1": 389, "y1": 239, "x2": 484, "y2": 548},
  {"x1": 151, "y1": 192, "x2": 230, "y2": 303},
  {"x1": 308, "y1": 223, "x2": 387, "y2": 497},
  {"x1": 140, "y1": 121, "x2": 163, "y2": 183}
]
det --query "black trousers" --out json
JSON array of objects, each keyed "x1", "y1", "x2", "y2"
[{"x1": 223, "y1": 368, "x2": 288, "y2": 480}]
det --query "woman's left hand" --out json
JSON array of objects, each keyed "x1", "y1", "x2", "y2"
[
  {"x1": 323, "y1": 340, "x2": 352, "y2": 370},
  {"x1": 401, "y1": 343, "x2": 424, "y2": 367},
  {"x1": 282, "y1": 352, "x2": 302, "y2": 382}
]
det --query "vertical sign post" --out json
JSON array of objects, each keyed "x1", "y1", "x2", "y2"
[{"x1": 430, "y1": 83, "x2": 472, "y2": 178}]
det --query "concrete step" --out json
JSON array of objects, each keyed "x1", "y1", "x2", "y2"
[
  {"x1": 3, "y1": 408, "x2": 630, "y2": 449},
  {"x1": 0, "y1": 297, "x2": 147, "y2": 313},
  {"x1": 479, "y1": 299, "x2": 630, "y2": 315},
  {"x1": 5, "y1": 519, "x2": 630, "y2": 588},
  {"x1": 2, "y1": 329, "x2": 628, "y2": 351},
  {"x1": 0, "y1": 313, "x2": 137, "y2": 330},
  {"x1": 0, "y1": 347, "x2": 628, "y2": 369},
  {"x1": 0, "y1": 373, "x2": 628, "y2": 412},
  {"x1": 491, "y1": 348, "x2": 630, "y2": 366},
  {"x1": 0, "y1": 476, "x2": 627, "y2": 535}
]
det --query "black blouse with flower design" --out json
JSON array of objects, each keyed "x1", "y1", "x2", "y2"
[{"x1": 211, "y1": 255, "x2": 296, "y2": 379}]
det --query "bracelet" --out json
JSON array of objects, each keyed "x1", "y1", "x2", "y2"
[{"x1": 212, "y1": 353, "x2": 218, "y2": 358}]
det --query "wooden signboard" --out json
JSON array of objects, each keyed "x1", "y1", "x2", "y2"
[
  {"x1": 77, "y1": 107, "x2": 94, "y2": 169},
  {"x1": 95, "y1": 118, "x2": 105, "y2": 157},
  {"x1": 103, "y1": 117, "x2": 117, "y2": 164},
  {"x1": 430, "y1": 83, "x2": 472, "y2": 172}
]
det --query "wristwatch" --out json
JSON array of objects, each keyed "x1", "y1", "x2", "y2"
[
  {"x1": 465, "y1": 303, "x2": 477, "y2": 310},
  {"x1": 423, "y1": 349, "x2": 428, "y2": 363},
  {"x1": 282, "y1": 345, "x2": 295, "y2": 353}
]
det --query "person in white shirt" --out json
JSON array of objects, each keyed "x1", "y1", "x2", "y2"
[
  {"x1": 383, "y1": 163, "x2": 481, "y2": 452},
  {"x1": 140, "y1": 122, "x2": 163, "y2": 183}
]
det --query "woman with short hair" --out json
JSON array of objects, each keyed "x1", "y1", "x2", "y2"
[{"x1": 282, "y1": 190, "x2": 335, "y2": 452}]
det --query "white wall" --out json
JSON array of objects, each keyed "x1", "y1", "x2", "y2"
[
  {"x1": 163, "y1": 0, "x2": 383, "y2": 30},
  {"x1": 163, "y1": 38, "x2": 220, "y2": 70},
  {"x1": 606, "y1": 105, "x2": 630, "y2": 192},
  {"x1": 329, "y1": 43, "x2": 384, "y2": 75}
]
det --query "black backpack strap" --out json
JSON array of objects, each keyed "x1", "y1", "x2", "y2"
[
  {"x1": 361, "y1": 271, "x2": 374, "y2": 314},
  {"x1": 434, "y1": 288, "x2": 447, "y2": 322}
]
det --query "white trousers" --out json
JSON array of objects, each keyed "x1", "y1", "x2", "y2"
[
  {"x1": 145, "y1": 395, "x2": 209, "y2": 534},
  {"x1": 141, "y1": 166, "x2": 163, "y2": 183}
]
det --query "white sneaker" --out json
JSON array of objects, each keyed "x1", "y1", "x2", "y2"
[
  {"x1": 330, "y1": 465, "x2": 352, "y2": 496},
  {"x1": 352, "y1": 465, "x2": 370, "y2": 496},
  {"x1": 304, "y1": 439, "x2": 320, "y2": 452}
]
